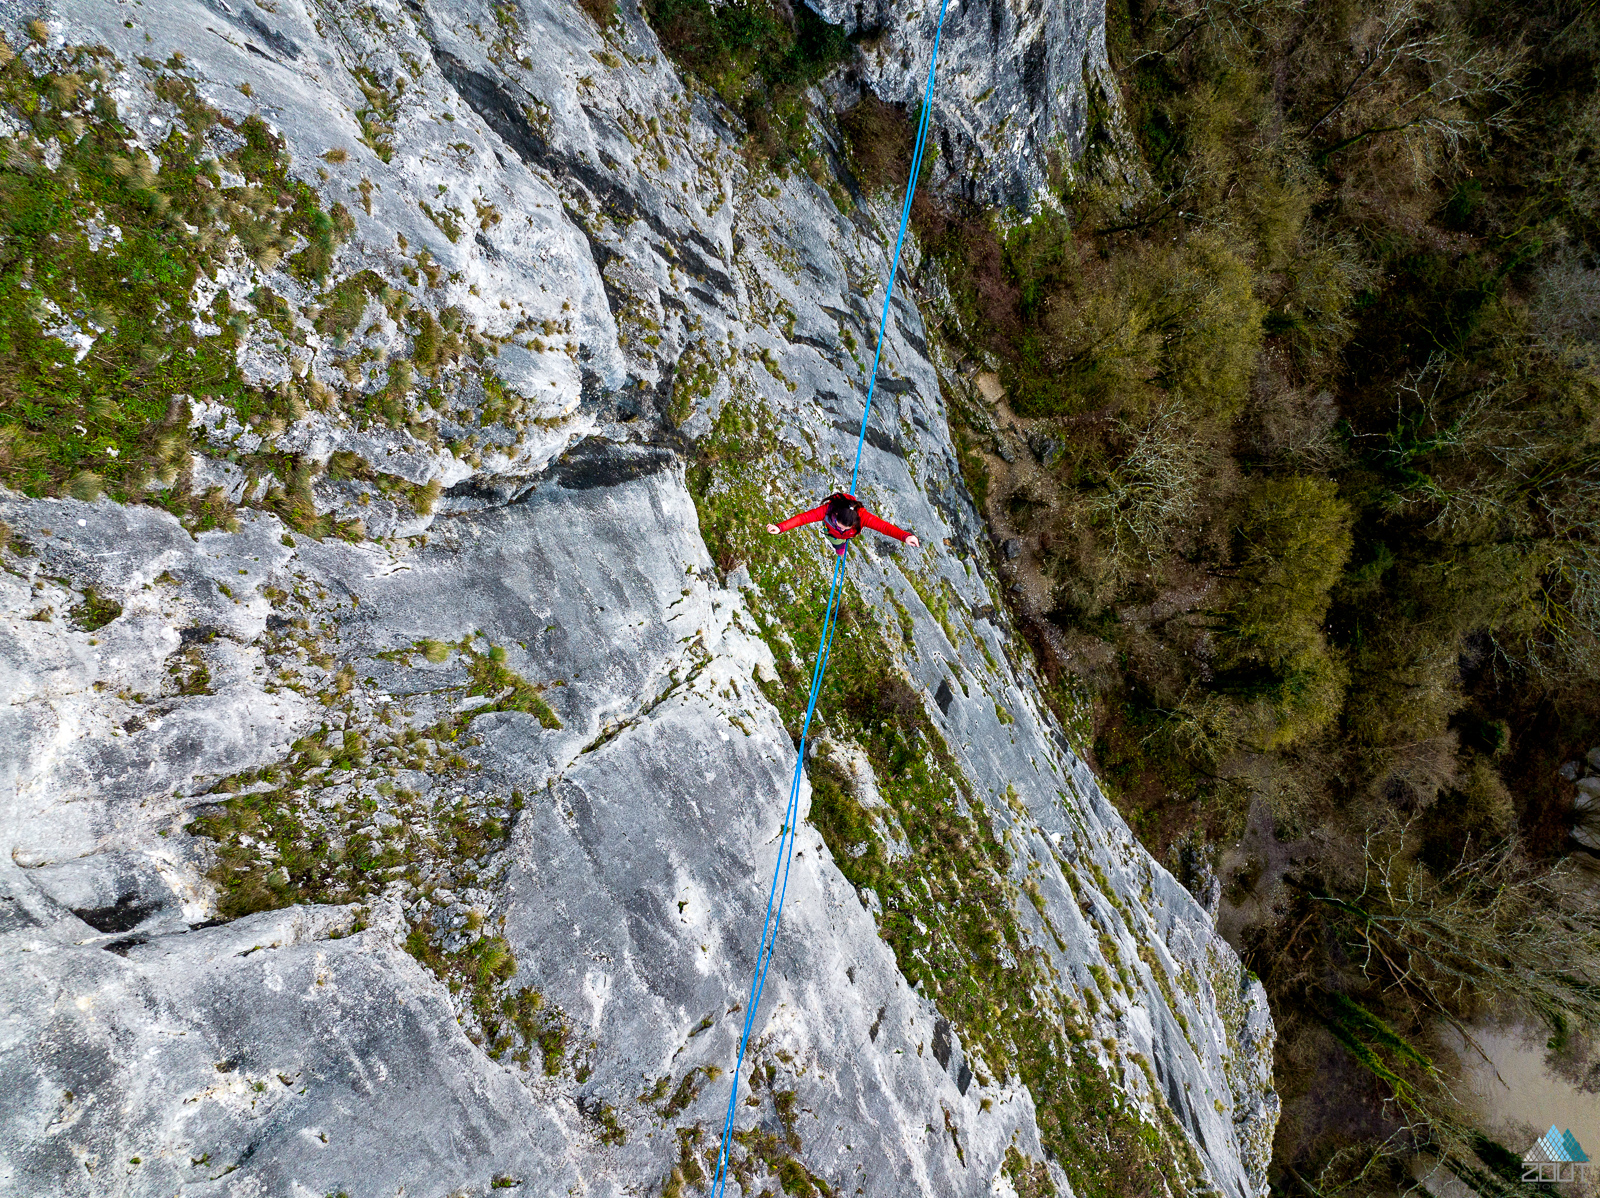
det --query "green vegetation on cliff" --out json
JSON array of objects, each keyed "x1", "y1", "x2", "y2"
[
  {"x1": 687, "y1": 401, "x2": 1207, "y2": 1198},
  {"x1": 0, "y1": 35, "x2": 523, "y2": 538},
  {"x1": 0, "y1": 43, "x2": 349, "y2": 509}
]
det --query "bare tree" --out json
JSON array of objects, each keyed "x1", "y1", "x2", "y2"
[
  {"x1": 1313, "y1": 825, "x2": 1600, "y2": 1045},
  {"x1": 1289, "y1": 0, "x2": 1524, "y2": 175},
  {"x1": 1370, "y1": 350, "x2": 1600, "y2": 684},
  {"x1": 1083, "y1": 400, "x2": 1204, "y2": 563},
  {"x1": 1281, "y1": 825, "x2": 1599, "y2": 1195},
  {"x1": 1128, "y1": 0, "x2": 1300, "y2": 67}
]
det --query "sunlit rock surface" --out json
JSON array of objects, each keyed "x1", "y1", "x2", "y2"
[{"x1": 0, "y1": 1, "x2": 1275, "y2": 1195}]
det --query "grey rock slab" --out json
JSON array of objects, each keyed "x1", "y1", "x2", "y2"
[
  {"x1": 0, "y1": 494, "x2": 310, "y2": 868},
  {"x1": 23, "y1": 852, "x2": 186, "y2": 938},
  {"x1": 0, "y1": 904, "x2": 577, "y2": 1198},
  {"x1": 299, "y1": 462, "x2": 726, "y2": 763},
  {"x1": 497, "y1": 684, "x2": 1044, "y2": 1194}
]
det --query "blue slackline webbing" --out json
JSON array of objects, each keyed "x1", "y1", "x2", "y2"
[
  {"x1": 851, "y1": 0, "x2": 954, "y2": 495},
  {"x1": 709, "y1": 551, "x2": 845, "y2": 1197},
  {"x1": 710, "y1": 1, "x2": 952, "y2": 1191}
]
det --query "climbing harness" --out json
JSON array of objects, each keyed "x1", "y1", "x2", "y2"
[{"x1": 709, "y1": 1, "x2": 954, "y2": 1191}]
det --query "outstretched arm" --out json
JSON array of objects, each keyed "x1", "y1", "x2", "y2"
[
  {"x1": 768, "y1": 504, "x2": 828, "y2": 536},
  {"x1": 859, "y1": 509, "x2": 921, "y2": 548}
]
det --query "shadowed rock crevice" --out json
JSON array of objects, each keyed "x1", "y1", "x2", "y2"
[
  {"x1": 202, "y1": 0, "x2": 302, "y2": 59},
  {"x1": 427, "y1": 44, "x2": 736, "y2": 296},
  {"x1": 72, "y1": 896, "x2": 160, "y2": 934},
  {"x1": 552, "y1": 438, "x2": 678, "y2": 490}
]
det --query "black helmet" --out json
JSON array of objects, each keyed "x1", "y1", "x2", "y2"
[{"x1": 823, "y1": 493, "x2": 861, "y2": 536}]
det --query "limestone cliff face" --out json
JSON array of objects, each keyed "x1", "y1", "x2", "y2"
[
  {"x1": 0, "y1": 2, "x2": 1275, "y2": 1197},
  {"x1": 812, "y1": 0, "x2": 1109, "y2": 209}
]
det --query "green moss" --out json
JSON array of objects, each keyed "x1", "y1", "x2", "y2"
[
  {"x1": 417, "y1": 198, "x2": 464, "y2": 243},
  {"x1": 537, "y1": 1013, "x2": 573, "y2": 1074},
  {"x1": 806, "y1": 749, "x2": 887, "y2": 885},
  {"x1": 463, "y1": 641, "x2": 563, "y2": 728},
  {"x1": 686, "y1": 397, "x2": 799, "y2": 574},
  {"x1": 0, "y1": 50, "x2": 347, "y2": 508},
  {"x1": 726, "y1": 1074, "x2": 838, "y2": 1196},
  {"x1": 670, "y1": 342, "x2": 719, "y2": 427},
  {"x1": 1003, "y1": 1146, "x2": 1057, "y2": 1198},
  {"x1": 900, "y1": 566, "x2": 959, "y2": 647},
  {"x1": 951, "y1": 424, "x2": 991, "y2": 512},
  {"x1": 886, "y1": 587, "x2": 917, "y2": 649},
  {"x1": 1137, "y1": 942, "x2": 1195, "y2": 1051},
  {"x1": 729, "y1": 1128, "x2": 836, "y2": 1196},
  {"x1": 592, "y1": 1100, "x2": 627, "y2": 1146},
  {"x1": 660, "y1": 1125, "x2": 709, "y2": 1197},
  {"x1": 686, "y1": 399, "x2": 1198, "y2": 1197},
  {"x1": 314, "y1": 269, "x2": 387, "y2": 342},
  {"x1": 168, "y1": 646, "x2": 211, "y2": 695},
  {"x1": 0, "y1": 45, "x2": 435, "y2": 541},
  {"x1": 69, "y1": 586, "x2": 121, "y2": 630},
  {"x1": 404, "y1": 922, "x2": 567, "y2": 1071},
  {"x1": 660, "y1": 1063, "x2": 723, "y2": 1117},
  {"x1": 352, "y1": 67, "x2": 397, "y2": 163},
  {"x1": 1087, "y1": 963, "x2": 1114, "y2": 1001}
]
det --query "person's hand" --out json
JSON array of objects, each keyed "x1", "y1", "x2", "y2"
[
  {"x1": 766, "y1": 523, "x2": 780, "y2": 535},
  {"x1": 906, "y1": 535, "x2": 920, "y2": 548}
]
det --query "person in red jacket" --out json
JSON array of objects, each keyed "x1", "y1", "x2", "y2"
[{"x1": 767, "y1": 492, "x2": 920, "y2": 554}]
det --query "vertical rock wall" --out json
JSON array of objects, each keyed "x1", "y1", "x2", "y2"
[
  {"x1": 0, "y1": 1, "x2": 1275, "y2": 1195},
  {"x1": 808, "y1": 0, "x2": 1109, "y2": 208}
]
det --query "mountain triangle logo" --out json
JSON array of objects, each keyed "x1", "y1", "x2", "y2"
[{"x1": 1523, "y1": 1125, "x2": 1591, "y2": 1183}]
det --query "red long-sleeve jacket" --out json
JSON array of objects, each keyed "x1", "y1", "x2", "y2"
[{"x1": 774, "y1": 499, "x2": 913, "y2": 543}]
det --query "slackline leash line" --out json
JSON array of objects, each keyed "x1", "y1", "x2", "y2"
[{"x1": 709, "y1": 1, "x2": 953, "y2": 1192}]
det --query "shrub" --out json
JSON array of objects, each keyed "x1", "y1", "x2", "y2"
[
  {"x1": 916, "y1": 203, "x2": 1020, "y2": 345},
  {"x1": 1199, "y1": 475, "x2": 1355, "y2": 749},
  {"x1": 1014, "y1": 246, "x2": 1161, "y2": 417},
  {"x1": 996, "y1": 229, "x2": 1262, "y2": 422},
  {"x1": 838, "y1": 93, "x2": 913, "y2": 194},
  {"x1": 1159, "y1": 234, "x2": 1264, "y2": 421},
  {"x1": 1420, "y1": 756, "x2": 1516, "y2": 872},
  {"x1": 1219, "y1": 475, "x2": 1352, "y2": 672},
  {"x1": 642, "y1": 0, "x2": 849, "y2": 167},
  {"x1": 1233, "y1": 649, "x2": 1350, "y2": 752}
]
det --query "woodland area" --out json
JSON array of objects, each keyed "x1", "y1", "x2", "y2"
[
  {"x1": 639, "y1": 0, "x2": 1600, "y2": 1191},
  {"x1": 908, "y1": 0, "x2": 1600, "y2": 1192}
]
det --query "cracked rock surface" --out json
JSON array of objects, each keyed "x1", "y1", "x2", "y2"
[
  {"x1": 812, "y1": 0, "x2": 1110, "y2": 209},
  {"x1": 0, "y1": 1, "x2": 1276, "y2": 1196}
]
